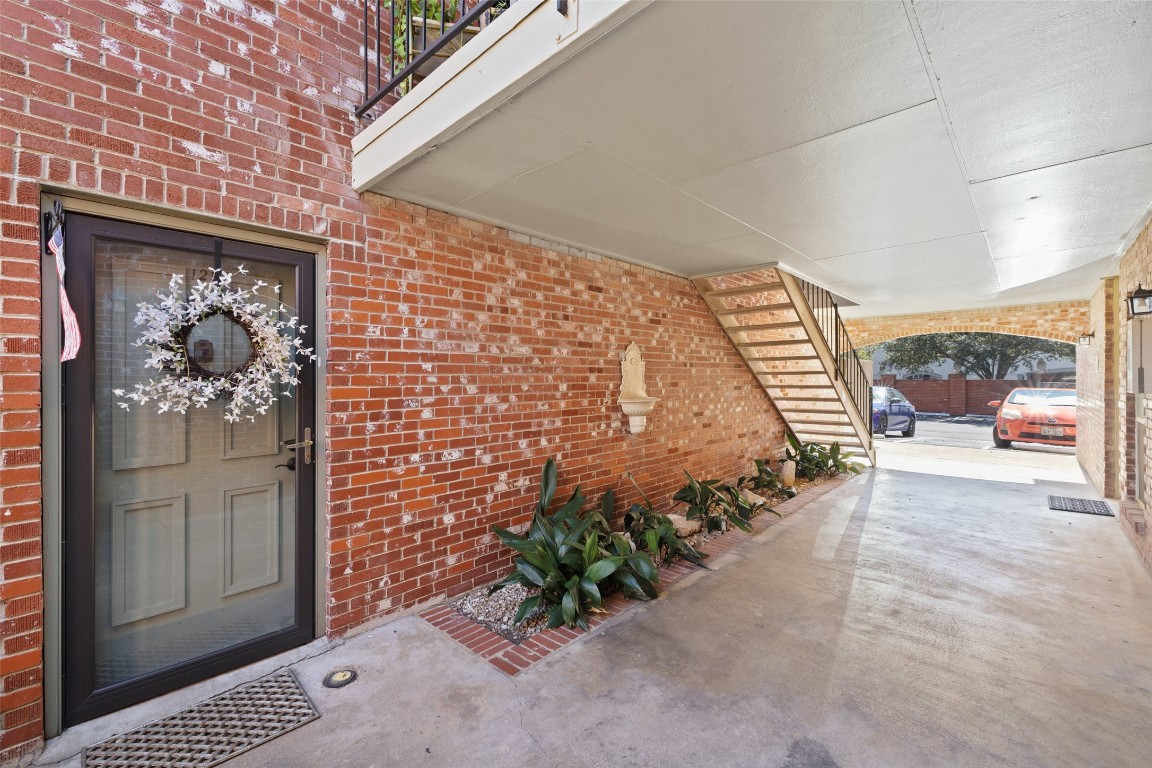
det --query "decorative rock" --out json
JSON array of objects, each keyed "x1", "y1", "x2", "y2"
[
  {"x1": 666, "y1": 513, "x2": 702, "y2": 538},
  {"x1": 742, "y1": 488, "x2": 768, "y2": 507},
  {"x1": 780, "y1": 459, "x2": 797, "y2": 486}
]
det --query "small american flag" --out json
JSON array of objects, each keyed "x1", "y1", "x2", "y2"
[{"x1": 47, "y1": 203, "x2": 81, "y2": 362}]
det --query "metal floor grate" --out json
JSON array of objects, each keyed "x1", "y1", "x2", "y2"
[
  {"x1": 83, "y1": 671, "x2": 318, "y2": 768},
  {"x1": 1048, "y1": 496, "x2": 1115, "y2": 517}
]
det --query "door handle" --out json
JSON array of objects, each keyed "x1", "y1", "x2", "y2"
[{"x1": 282, "y1": 427, "x2": 313, "y2": 465}]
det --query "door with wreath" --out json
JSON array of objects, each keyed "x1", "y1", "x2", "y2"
[{"x1": 61, "y1": 214, "x2": 316, "y2": 726}]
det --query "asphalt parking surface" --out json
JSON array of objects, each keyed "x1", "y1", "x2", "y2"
[{"x1": 879, "y1": 413, "x2": 1076, "y2": 454}]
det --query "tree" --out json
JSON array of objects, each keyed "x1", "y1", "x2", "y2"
[{"x1": 860, "y1": 333, "x2": 1074, "y2": 380}]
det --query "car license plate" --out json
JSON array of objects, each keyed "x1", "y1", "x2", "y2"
[{"x1": 1041, "y1": 426, "x2": 1064, "y2": 436}]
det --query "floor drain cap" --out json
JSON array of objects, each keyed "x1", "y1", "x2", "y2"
[{"x1": 323, "y1": 669, "x2": 358, "y2": 688}]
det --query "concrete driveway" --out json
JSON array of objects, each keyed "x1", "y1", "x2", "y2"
[{"x1": 40, "y1": 440, "x2": 1152, "y2": 768}]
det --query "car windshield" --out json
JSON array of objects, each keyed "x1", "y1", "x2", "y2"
[
  {"x1": 1006, "y1": 389, "x2": 1077, "y2": 407},
  {"x1": 871, "y1": 388, "x2": 887, "y2": 403}
]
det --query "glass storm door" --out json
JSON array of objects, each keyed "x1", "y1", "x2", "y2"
[{"x1": 62, "y1": 215, "x2": 315, "y2": 726}]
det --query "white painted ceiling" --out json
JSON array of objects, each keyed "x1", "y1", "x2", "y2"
[{"x1": 361, "y1": 0, "x2": 1152, "y2": 318}]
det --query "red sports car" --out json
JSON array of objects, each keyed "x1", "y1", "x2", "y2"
[{"x1": 988, "y1": 388, "x2": 1076, "y2": 449}]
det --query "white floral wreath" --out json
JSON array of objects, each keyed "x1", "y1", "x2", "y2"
[{"x1": 115, "y1": 266, "x2": 316, "y2": 423}]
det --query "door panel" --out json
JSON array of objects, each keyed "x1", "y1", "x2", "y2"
[
  {"x1": 63, "y1": 214, "x2": 315, "y2": 726},
  {"x1": 109, "y1": 494, "x2": 187, "y2": 625},
  {"x1": 222, "y1": 483, "x2": 282, "y2": 597},
  {"x1": 110, "y1": 264, "x2": 188, "y2": 470}
]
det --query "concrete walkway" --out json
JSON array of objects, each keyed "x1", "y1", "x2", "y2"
[{"x1": 40, "y1": 442, "x2": 1152, "y2": 767}]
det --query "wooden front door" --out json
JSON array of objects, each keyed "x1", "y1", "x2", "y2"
[{"x1": 62, "y1": 215, "x2": 316, "y2": 726}]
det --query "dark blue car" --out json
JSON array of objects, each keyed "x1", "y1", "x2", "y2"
[{"x1": 872, "y1": 386, "x2": 916, "y2": 437}]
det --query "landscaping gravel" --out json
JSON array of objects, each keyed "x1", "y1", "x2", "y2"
[{"x1": 450, "y1": 583, "x2": 548, "y2": 644}]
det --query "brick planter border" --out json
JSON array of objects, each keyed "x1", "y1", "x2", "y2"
[{"x1": 420, "y1": 474, "x2": 852, "y2": 675}]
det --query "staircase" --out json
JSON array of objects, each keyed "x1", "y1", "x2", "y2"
[{"x1": 694, "y1": 267, "x2": 875, "y2": 466}]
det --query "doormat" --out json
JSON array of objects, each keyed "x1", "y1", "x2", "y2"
[
  {"x1": 1047, "y1": 495, "x2": 1115, "y2": 517},
  {"x1": 83, "y1": 671, "x2": 318, "y2": 768}
]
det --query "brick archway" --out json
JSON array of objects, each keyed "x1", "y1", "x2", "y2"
[{"x1": 842, "y1": 300, "x2": 1090, "y2": 347}]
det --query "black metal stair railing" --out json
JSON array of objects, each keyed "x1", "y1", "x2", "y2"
[
  {"x1": 358, "y1": 0, "x2": 508, "y2": 119},
  {"x1": 796, "y1": 279, "x2": 872, "y2": 437}
]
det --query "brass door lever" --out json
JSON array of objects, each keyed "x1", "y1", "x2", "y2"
[{"x1": 282, "y1": 427, "x2": 313, "y2": 464}]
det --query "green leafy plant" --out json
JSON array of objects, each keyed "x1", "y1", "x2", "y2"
[
  {"x1": 671, "y1": 471, "x2": 756, "y2": 533},
  {"x1": 824, "y1": 441, "x2": 863, "y2": 476},
  {"x1": 489, "y1": 458, "x2": 659, "y2": 631},
  {"x1": 739, "y1": 458, "x2": 797, "y2": 499},
  {"x1": 391, "y1": 0, "x2": 460, "y2": 92},
  {"x1": 621, "y1": 474, "x2": 706, "y2": 567},
  {"x1": 784, "y1": 435, "x2": 862, "y2": 479},
  {"x1": 784, "y1": 434, "x2": 828, "y2": 480}
]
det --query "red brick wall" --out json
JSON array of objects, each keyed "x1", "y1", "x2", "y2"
[
  {"x1": 1, "y1": 1, "x2": 370, "y2": 760},
  {"x1": 0, "y1": 1, "x2": 787, "y2": 760},
  {"x1": 964, "y1": 379, "x2": 1019, "y2": 416},
  {"x1": 1076, "y1": 278, "x2": 1119, "y2": 499},
  {"x1": 878, "y1": 376, "x2": 1016, "y2": 416},
  {"x1": 326, "y1": 197, "x2": 787, "y2": 632},
  {"x1": 1117, "y1": 217, "x2": 1152, "y2": 574}
]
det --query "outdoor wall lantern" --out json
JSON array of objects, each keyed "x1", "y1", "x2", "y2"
[
  {"x1": 1127, "y1": 285, "x2": 1152, "y2": 318},
  {"x1": 618, "y1": 342, "x2": 658, "y2": 434},
  {"x1": 1078, "y1": 333, "x2": 1094, "y2": 346}
]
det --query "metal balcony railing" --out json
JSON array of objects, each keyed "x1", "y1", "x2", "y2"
[
  {"x1": 358, "y1": 0, "x2": 509, "y2": 119},
  {"x1": 796, "y1": 279, "x2": 872, "y2": 438}
]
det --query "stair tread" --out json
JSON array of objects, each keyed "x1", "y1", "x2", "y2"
[
  {"x1": 716, "y1": 302, "x2": 793, "y2": 316},
  {"x1": 703, "y1": 280, "x2": 784, "y2": 298},
  {"x1": 756, "y1": 370, "x2": 826, "y2": 376},
  {"x1": 746, "y1": 356, "x2": 820, "y2": 363},
  {"x1": 728, "y1": 320, "x2": 805, "y2": 333},
  {"x1": 773, "y1": 396, "x2": 842, "y2": 402},
  {"x1": 737, "y1": 340, "x2": 812, "y2": 348},
  {"x1": 762, "y1": 383, "x2": 835, "y2": 389}
]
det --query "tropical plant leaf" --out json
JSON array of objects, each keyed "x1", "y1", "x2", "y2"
[
  {"x1": 600, "y1": 488, "x2": 615, "y2": 521},
  {"x1": 539, "y1": 457, "x2": 558, "y2": 515},
  {"x1": 515, "y1": 560, "x2": 546, "y2": 587},
  {"x1": 612, "y1": 570, "x2": 655, "y2": 601},
  {"x1": 513, "y1": 594, "x2": 541, "y2": 624},
  {"x1": 626, "y1": 551, "x2": 658, "y2": 583},
  {"x1": 578, "y1": 577, "x2": 602, "y2": 606},
  {"x1": 584, "y1": 556, "x2": 622, "y2": 583},
  {"x1": 561, "y1": 588, "x2": 577, "y2": 626}
]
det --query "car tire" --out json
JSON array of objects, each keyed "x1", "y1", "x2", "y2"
[
  {"x1": 901, "y1": 415, "x2": 916, "y2": 438},
  {"x1": 874, "y1": 414, "x2": 887, "y2": 436},
  {"x1": 992, "y1": 426, "x2": 1012, "y2": 449}
]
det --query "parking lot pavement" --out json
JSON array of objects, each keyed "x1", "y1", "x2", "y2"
[
  {"x1": 878, "y1": 413, "x2": 1076, "y2": 455},
  {"x1": 875, "y1": 415, "x2": 1084, "y2": 488}
]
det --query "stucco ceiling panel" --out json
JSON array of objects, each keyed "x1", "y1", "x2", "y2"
[
  {"x1": 993, "y1": 244, "x2": 1120, "y2": 290},
  {"x1": 381, "y1": 106, "x2": 588, "y2": 206},
  {"x1": 678, "y1": 101, "x2": 980, "y2": 260},
  {"x1": 971, "y1": 144, "x2": 1152, "y2": 261},
  {"x1": 459, "y1": 147, "x2": 752, "y2": 249},
  {"x1": 816, "y1": 233, "x2": 995, "y2": 295},
  {"x1": 508, "y1": 0, "x2": 934, "y2": 184},
  {"x1": 838, "y1": 280, "x2": 1004, "y2": 318},
  {"x1": 914, "y1": 1, "x2": 1152, "y2": 182}
]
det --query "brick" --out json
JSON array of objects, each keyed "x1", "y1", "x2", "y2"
[{"x1": 487, "y1": 657, "x2": 520, "y2": 676}]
